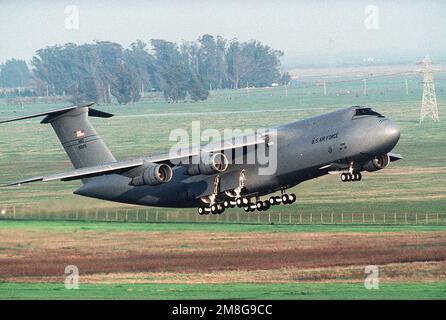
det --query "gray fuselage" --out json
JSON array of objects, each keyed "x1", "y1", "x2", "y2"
[{"x1": 74, "y1": 106, "x2": 400, "y2": 208}]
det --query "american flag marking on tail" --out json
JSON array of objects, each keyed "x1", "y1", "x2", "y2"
[{"x1": 75, "y1": 130, "x2": 85, "y2": 138}]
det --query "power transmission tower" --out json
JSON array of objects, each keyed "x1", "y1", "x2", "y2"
[{"x1": 420, "y1": 56, "x2": 440, "y2": 123}]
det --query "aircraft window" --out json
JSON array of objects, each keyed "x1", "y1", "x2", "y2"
[{"x1": 354, "y1": 108, "x2": 384, "y2": 117}]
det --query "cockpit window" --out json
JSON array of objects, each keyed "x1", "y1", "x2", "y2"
[{"x1": 354, "y1": 108, "x2": 384, "y2": 118}]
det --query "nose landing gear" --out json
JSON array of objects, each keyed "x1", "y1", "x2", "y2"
[{"x1": 341, "y1": 172, "x2": 362, "y2": 182}]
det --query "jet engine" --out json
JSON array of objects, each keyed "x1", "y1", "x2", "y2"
[
  {"x1": 363, "y1": 154, "x2": 390, "y2": 172},
  {"x1": 186, "y1": 152, "x2": 229, "y2": 175},
  {"x1": 130, "y1": 163, "x2": 173, "y2": 186}
]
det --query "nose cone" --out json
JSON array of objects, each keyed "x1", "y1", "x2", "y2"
[
  {"x1": 371, "y1": 119, "x2": 400, "y2": 154},
  {"x1": 383, "y1": 120, "x2": 400, "y2": 146}
]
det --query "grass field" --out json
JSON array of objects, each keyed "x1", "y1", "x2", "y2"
[
  {"x1": 0, "y1": 74, "x2": 445, "y2": 222},
  {"x1": 0, "y1": 72, "x2": 445, "y2": 299},
  {"x1": 2, "y1": 282, "x2": 445, "y2": 300}
]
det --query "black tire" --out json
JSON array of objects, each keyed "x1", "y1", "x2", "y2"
[
  {"x1": 256, "y1": 201, "x2": 263, "y2": 211},
  {"x1": 197, "y1": 207, "x2": 204, "y2": 215},
  {"x1": 357, "y1": 172, "x2": 362, "y2": 181},
  {"x1": 288, "y1": 194, "x2": 296, "y2": 204},
  {"x1": 236, "y1": 198, "x2": 243, "y2": 207},
  {"x1": 243, "y1": 206, "x2": 250, "y2": 213},
  {"x1": 263, "y1": 201, "x2": 271, "y2": 211},
  {"x1": 346, "y1": 173, "x2": 352, "y2": 182},
  {"x1": 282, "y1": 194, "x2": 289, "y2": 204},
  {"x1": 269, "y1": 197, "x2": 276, "y2": 205},
  {"x1": 341, "y1": 173, "x2": 347, "y2": 182}
]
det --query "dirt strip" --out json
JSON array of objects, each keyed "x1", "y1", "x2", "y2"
[{"x1": 0, "y1": 229, "x2": 445, "y2": 282}]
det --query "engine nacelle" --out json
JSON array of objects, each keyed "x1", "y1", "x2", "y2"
[
  {"x1": 363, "y1": 154, "x2": 390, "y2": 172},
  {"x1": 186, "y1": 153, "x2": 229, "y2": 175},
  {"x1": 130, "y1": 163, "x2": 173, "y2": 186}
]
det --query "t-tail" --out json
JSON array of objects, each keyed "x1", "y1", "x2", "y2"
[{"x1": 0, "y1": 103, "x2": 116, "y2": 169}]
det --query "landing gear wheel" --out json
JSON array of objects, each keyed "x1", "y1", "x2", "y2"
[
  {"x1": 211, "y1": 204, "x2": 221, "y2": 214},
  {"x1": 243, "y1": 206, "x2": 250, "y2": 213},
  {"x1": 282, "y1": 194, "x2": 290, "y2": 204},
  {"x1": 262, "y1": 201, "x2": 271, "y2": 211},
  {"x1": 288, "y1": 193, "x2": 296, "y2": 204},
  {"x1": 256, "y1": 201, "x2": 264, "y2": 211},
  {"x1": 356, "y1": 172, "x2": 362, "y2": 181},
  {"x1": 341, "y1": 173, "x2": 347, "y2": 182},
  {"x1": 269, "y1": 196, "x2": 276, "y2": 205},
  {"x1": 197, "y1": 207, "x2": 205, "y2": 215},
  {"x1": 236, "y1": 198, "x2": 243, "y2": 207}
]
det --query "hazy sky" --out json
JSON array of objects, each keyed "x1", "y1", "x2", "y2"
[{"x1": 1, "y1": 0, "x2": 445, "y2": 64}]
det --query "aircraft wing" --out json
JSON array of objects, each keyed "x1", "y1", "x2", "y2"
[
  {"x1": 5, "y1": 159, "x2": 144, "y2": 186},
  {"x1": 5, "y1": 134, "x2": 267, "y2": 186}
]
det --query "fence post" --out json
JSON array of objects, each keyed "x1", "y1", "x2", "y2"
[
  {"x1": 300, "y1": 213, "x2": 302, "y2": 224},
  {"x1": 106, "y1": 210, "x2": 109, "y2": 221},
  {"x1": 310, "y1": 213, "x2": 312, "y2": 224},
  {"x1": 321, "y1": 213, "x2": 323, "y2": 224},
  {"x1": 13, "y1": 206, "x2": 16, "y2": 219},
  {"x1": 426, "y1": 213, "x2": 428, "y2": 224},
  {"x1": 136, "y1": 209, "x2": 139, "y2": 222},
  {"x1": 146, "y1": 211, "x2": 148, "y2": 222},
  {"x1": 405, "y1": 213, "x2": 407, "y2": 224},
  {"x1": 331, "y1": 213, "x2": 334, "y2": 224},
  {"x1": 394, "y1": 213, "x2": 397, "y2": 224},
  {"x1": 373, "y1": 212, "x2": 375, "y2": 224},
  {"x1": 384, "y1": 213, "x2": 386, "y2": 224},
  {"x1": 125, "y1": 209, "x2": 129, "y2": 221},
  {"x1": 362, "y1": 212, "x2": 365, "y2": 224},
  {"x1": 279, "y1": 212, "x2": 281, "y2": 224},
  {"x1": 289, "y1": 213, "x2": 291, "y2": 224},
  {"x1": 268, "y1": 212, "x2": 271, "y2": 224},
  {"x1": 437, "y1": 213, "x2": 439, "y2": 225},
  {"x1": 352, "y1": 213, "x2": 354, "y2": 224},
  {"x1": 415, "y1": 212, "x2": 418, "y2": 224},
  {"x1": 156, "y1": 211, "x2": 159, "y2": 222},
  {"x1": 341, "y1": 212, "x2": 344, "y2": 224}
]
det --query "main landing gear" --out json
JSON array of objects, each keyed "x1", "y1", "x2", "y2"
[
  {"x1": 241, "y1": 191, "x2": 296, "y2": 213},
  {"x1": 197, "y1": 191, "x2": 297, "y2": 215}
]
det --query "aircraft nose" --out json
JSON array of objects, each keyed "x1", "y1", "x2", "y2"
[{"x1": 382, "y1": 119, "x2": 400, "y2": 145}]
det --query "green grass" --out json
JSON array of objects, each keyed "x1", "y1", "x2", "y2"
[
  {"x1": 0, "y1": 75, "x2": 445, "y2": 221},
  {"x1": 0, "y1": 220, "x2": 444, "y2": 233},
  {"x1": 1, "y1": 282, "x2": 444, "y2": 300}
]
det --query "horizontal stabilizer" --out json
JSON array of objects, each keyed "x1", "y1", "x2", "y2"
[{"x1": 0, "y1": 103, "x2": 113, "y2": 124}]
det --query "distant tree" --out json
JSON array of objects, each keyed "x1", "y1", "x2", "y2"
[
  {"x1": 29, "y1": 35, "x2": 286, "y2": 104},
  {"x1": 0, "y1": 59, "x2": 31, "y2": 88},
  {"x1": 151, "y1": 39, "x2": 189, "y2": 101},
  {"x1": 189, "y1": 75, "x2": 209, "y2": 101}
]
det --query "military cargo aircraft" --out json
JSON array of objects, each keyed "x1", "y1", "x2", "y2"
[{"x1": 1, "y1": 104, "x2": 401, "y2": 214}]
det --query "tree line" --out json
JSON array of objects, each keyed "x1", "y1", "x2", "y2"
[{"x1": 1, "y1": 35, "x2": 290, "y2": 104}]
